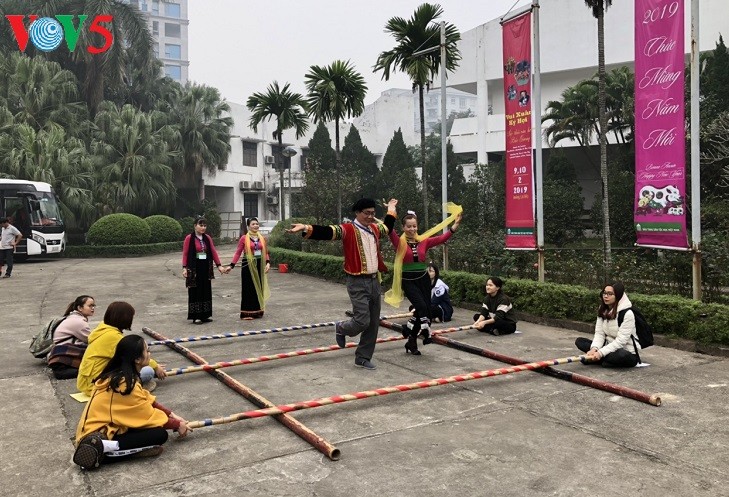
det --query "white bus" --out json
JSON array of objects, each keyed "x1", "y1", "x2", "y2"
[{"x1": 0, "y1": 179, "x2": 65, "y2": 257}]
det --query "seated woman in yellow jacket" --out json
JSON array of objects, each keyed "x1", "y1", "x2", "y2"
[
  {"x1": 73, "y1": 335, "x2": 191, "y2": 470},
  {"x1": 76, "y1": 301, "x2": 166, "y2": 396}
]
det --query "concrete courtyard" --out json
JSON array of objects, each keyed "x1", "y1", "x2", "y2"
[{"x1": 1, "y1": 248, "x2": 727, "y2": 496}]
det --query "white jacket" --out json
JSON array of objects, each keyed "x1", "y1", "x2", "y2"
[{"x1": 592, "y1": 294, "x2": 640, "y2": 356}]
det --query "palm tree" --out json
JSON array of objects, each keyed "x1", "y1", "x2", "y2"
[
  {"x1": 374, "y1": 3, "x2": 461, "y2": 226},
  {"x1": 91, "y1": 103, "x2": 178, "y2": 216},
  {"x1": 305, "y1": 60, "x2": 367, "y2": 221},
  {"x1": 247, "y1": 82, "x2": 309, "y2": 220},
  {"x1": 584, "y1": 0, "x2": 613, "y2": 278},
  {"x1": 165, "y1": 83, "x2": 233, "y2": 200}
]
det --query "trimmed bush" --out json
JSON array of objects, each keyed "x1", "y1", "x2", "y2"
[
  {"x1": 268, "y1": 247, "x2": 729, "y2": 345},
  {"x1": 64, "y1": 241, "x2": 183, "y2": 258},
  {"x1": 145, "y1": 215, "x2": 183, "y2": 243},
  {"x1": 87, "y1": 214, "x2": 151, "y2": 246},
  {"x1": 269, "y1": 217, "x2": 317, "y2": 251}
]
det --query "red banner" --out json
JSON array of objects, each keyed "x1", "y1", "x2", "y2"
[
  {"x1": 634, "y1": 0, "x2": 688, "y2": 249},
  {"x1": 502, "y1": 12, "x2": 536, "y2": 249}
]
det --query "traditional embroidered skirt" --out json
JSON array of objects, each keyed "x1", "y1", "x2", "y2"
[
  {"x1": 187, "y1": 258, "x2": 213, "y2": 320},
  {"x1": 240, "y1": 257, "x2": 265, "y2": 319}
]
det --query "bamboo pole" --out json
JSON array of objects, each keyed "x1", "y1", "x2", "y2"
[
  {"x1": 378, "y1": 320, "x2": 661, "y2": 407},
  {"x1": 187, "y1": 355, "x2": 586, "y2": 429},
  {"x1": 142, "y1": 327, "x2": 341, "y2": 460},
  {"x1": 164, "y1": 321, "x2": 473, "y2": 376},
  {"x1": 146, "y1": 314, "x2": 413, "y2": 347}
]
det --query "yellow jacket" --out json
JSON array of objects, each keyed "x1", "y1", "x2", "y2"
[
  {"x1": 75, "y1": 377, "x2": 168, "y2": 442},
  {"x1": 76, "y1": 322, "x2": 159, "y2": 395}
]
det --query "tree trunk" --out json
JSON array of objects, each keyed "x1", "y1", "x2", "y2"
[
  {"x1": 279, "y1": 134, "x2": 285, "y2": 221},
  {"x1": 335, "y1": 117, "x2": 342, "y2": 222},
  {"x1": 418, "y1": 84, "x2": 429, "y2": 226},
  {"x1": 598, "y1": 7, "x2": 612, "y2": 280}
]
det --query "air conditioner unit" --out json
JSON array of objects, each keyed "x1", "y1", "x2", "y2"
[
  {"x1": 252, "y1": 181, "x2": 264, "y2": 190},
  {"x1": 266, "y1": 196, "x2": 278, "y2": 205},
  {"x1": 239, "y1": 181, "x2": 250, "y2": 190},
  {"x1": 264, "y1": 155, "x2": 275, "y2": 165}
]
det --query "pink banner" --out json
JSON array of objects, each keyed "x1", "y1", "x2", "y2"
[
  {"x1": 634, "y1": 0, "x2": 688, "y2": 249},
  {"x1": 502, "y1": 12, "x2": 536, "y2": 249}
]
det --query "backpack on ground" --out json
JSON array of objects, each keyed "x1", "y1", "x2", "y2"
[
  {"x1": 618, "y1": 307, "x2": 654, "y2": 349},
  {"x1": 29, "y1": 316, "x2": 67, "y2": 359}
]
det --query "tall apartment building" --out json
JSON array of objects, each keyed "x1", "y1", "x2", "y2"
[{"x1": 124, "y1": 0, "x2": 189, "y2": 84}]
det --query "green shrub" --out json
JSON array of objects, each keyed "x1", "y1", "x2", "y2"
[
  {"x1": 269, "y1": 217, "x2": 317, "y2": 250},
  {"x1": 178, "y1": 216, "x2": 195, "y2": 238},
  {"x1": 145, "y1": 215, "x2": 182, "y2": 243},
  {"x1": 64, "y1": 241, "x2": 183, "y2": 257},
  {"x1": 202, "y1": 201, "x2": 221, "y2": 238},
  {"x1": 268, "y1": 247, "x2": 729, "y2": 345},
  {"x1": 87, "y1": 214, "x2": 151, "y2": 246}
]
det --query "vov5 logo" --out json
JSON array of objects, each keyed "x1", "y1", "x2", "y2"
[{"x1": 5, "y1": 14, "x2": 113, "y2": 53}]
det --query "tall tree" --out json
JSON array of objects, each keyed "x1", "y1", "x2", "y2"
[
  {"x1": 91, "y1": 103, "x2": 177, "y2": 216},
  {"x1": 165, "y1": 83, "x2": 232, "y2": 199},
  {"x1": 374, "y1": 3, "x2": 461, "y2": 226},
  {"x1": 299, "y1": 122, "x2": 338, "y2": 222},
  {"x1": 247, "y1": 82, "x2": 309, "y2": 220},
  {"x1": 305, "y1": 60, "x2": 367, "y2": 221},
  {"x1": 380, "y1": 129, "x2": 420, "y2": 215},
  {"x1": 340, "y1": 125, "x2": 379, "y2": 204},
  {"x1": 584, "y1": 0, "x2": 613, "y2": 278}
]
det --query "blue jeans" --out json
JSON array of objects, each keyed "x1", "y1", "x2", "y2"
[{"x1": 140, "y1": 366, "x2": 155, "y2": 383}]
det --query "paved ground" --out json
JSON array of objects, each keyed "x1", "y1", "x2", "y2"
[{"x1": 1, "y1": 248, "x2": 727, "y2": 497}]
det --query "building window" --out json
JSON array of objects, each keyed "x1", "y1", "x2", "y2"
[
  {"x1": 243, "y1": 194, "x2": 259, "y2": 218},
  {"x1": 151, "y1": 0, "x2": 159, "y2": 14},
  {"x1": 164, "y1": 43, "x2": 181, "y2": 59},
  {"x1": 164, "y1": 22, "x2": 181, "y2": 38},
  {"x1": 459, "y1": 97, "x2": 466, "y2": 108},
  {"x1": 450, "y1": 98, "x2": 456, "y2": 105},
  {"x1": 165, "y1": 2, "x2": 181, "y2": 18},
  {"x1": 242, "y1": 141, "x2": 257, "y2": 167},
  {"x1": 152, "y1": 21, "x2": 158, "y2": 35},
  {"x1": 269, "y1": 145, "x2": 291, "y2": 170},
  {"x1": 140, "y1": 1, "x2": 148, "y2": 11},
  {"x1": 164, "y1": 64, "x2": 181, "y2": 81}
]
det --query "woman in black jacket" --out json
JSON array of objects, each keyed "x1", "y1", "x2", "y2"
[{"x1": 473, "y1": 276, "x2": 517, "y2": 335}]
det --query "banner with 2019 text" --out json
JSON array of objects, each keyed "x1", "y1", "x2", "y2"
[
  {"x1": 502, "y1": 12, "x2": 536, "y2": 249},
  {"x1": 634, "y1": 0, "x2": 688, "y2": 249}
]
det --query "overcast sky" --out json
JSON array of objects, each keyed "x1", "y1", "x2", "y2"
[{"x1": 188, "y1": 0, "x2": 531, "y2": 107}]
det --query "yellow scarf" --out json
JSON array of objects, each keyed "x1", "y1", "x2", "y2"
[
  {"x1": 245, "y1": 233, "x2": 270, "y2": 310},
  {"x1": 384, "y1": 202, "x2": 463, "y2": 308}
]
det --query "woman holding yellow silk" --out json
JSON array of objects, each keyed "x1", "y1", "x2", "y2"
[
  {"x1": 383, "y1": 199, "x2": 462, "y2": 355},
  {"x1": 226, "y1": 217, "x2": 271, "y2": 319}
]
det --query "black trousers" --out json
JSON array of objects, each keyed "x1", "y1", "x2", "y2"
[
  {"x1": 0, "y1": 248, "x2": 14, "y2": 275},
  {"x1": 403, "y1": 271, "x2": 431, "y2": 338},
  {"x1": 575, "y1": 337, "x2": 639, "y2": 367},
  {"x1": 473, "y1": 313, "x2": 516, "y2": 335},
  {"x1": 113, "y1": 427, "x2": 169, "y2": 450}
]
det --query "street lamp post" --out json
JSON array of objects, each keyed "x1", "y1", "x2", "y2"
[{"x1": 281, "y1": 146, "x2": 298, "y2": 220}]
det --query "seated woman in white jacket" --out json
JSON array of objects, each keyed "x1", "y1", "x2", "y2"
[{"x1": 575, "y1": 281, "x2": 640, "y2": 367}]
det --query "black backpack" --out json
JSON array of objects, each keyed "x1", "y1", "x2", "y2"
[{"x1": 618, "y1": 307, "x2": 654, "y2": 363}]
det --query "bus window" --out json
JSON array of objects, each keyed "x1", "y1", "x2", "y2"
[{"x1": 27, "y1": 198, "x2": 44, "y2": 226}]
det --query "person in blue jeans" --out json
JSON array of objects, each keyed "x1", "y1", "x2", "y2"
[{"x1": 0, "y1": 217, "x2": 22, "y2": 278}]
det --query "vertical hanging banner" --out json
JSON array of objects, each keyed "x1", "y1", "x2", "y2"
[
  {"x1": 634, "y1": 0, "x2": 688, "y2": 249},
  {"x1": 502, "y1": 12, "x2": 536, "y2": 249}
]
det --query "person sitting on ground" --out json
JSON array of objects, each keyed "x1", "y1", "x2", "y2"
[
  {"x1": 73, "y1": 335, "x2": 191, "y2": 470},
  {"x1": 47, "y1": 295, "x2": 96, "y2": 380},
  {"x1": 473, "y1": 276, "x2": 517, "y2": 336},
  {"x1": 77, "y1": 301, "x2": 166, "y2": 396},
  {"x1": 428, "y1": 263, "x2": 453, "y2": 323},
  {"x1": 575, "y1": 282, "x2": 640, "y2": 368}
]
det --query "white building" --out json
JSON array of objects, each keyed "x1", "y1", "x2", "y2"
[
  {"x1": 124, "y1": 0, "x2": 189, "y2": 84},
  {"x1": 444, "y1": 0, "x2": 728, "y2": 163}
]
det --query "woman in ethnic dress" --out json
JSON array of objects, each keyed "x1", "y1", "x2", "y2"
[
  {"x1": 182, "y1": 217, "x2": 224, "y2": 324},
  {"x1": 227, "y1": 217, "x2": 271, "y2": 319},
  {"x1": 384, "y1": 199, "x2": 461, "y2": 355}
]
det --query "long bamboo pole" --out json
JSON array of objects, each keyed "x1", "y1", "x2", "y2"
[
  {"x1": 142, "y1": 327, "x2": 341, "y2": 460},
  {"x1": 146, "y1": 314, "x2": 413, "y2": 346},
  {"x1": 164, "y1": 321, "x2": 474, "y2": 376},
  {"x1": 378, "y1": 320, "x2": 661, "y2": 407},
  {"x1": 187, "y1": 355, "x2": 585, "y2": 429}
]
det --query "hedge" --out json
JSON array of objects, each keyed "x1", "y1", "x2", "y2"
[
  {"x1": 145, "y1": 215, "x2": 183, "y2": 243},
  {"x1": 64, "y1": 241, "x2": 184, "y2": 258},
  {"x1": 87, "y1": 214, "x2": 150, "y2": 246},
  {"x1": 269, "y1": 247, "x2": 729, "y2": 345}
]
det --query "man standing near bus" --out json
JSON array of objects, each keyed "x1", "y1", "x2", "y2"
[{"x1": 0, "y1": 217, "x2": 22, "y2": 278}]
